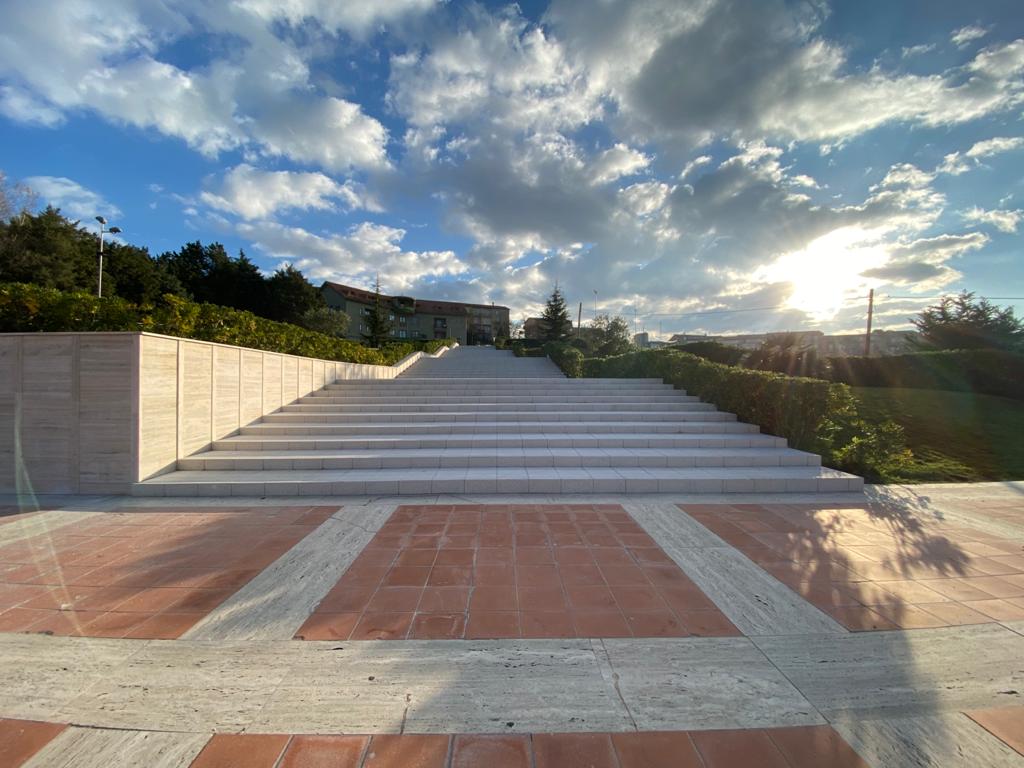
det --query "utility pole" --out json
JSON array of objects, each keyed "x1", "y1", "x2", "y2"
[
  {"x1": 576, "y1": 302, "x2": 582, "y2": 338},
  {"x1": 864, "y1": 289, "x2": 874, "y2": 357}
]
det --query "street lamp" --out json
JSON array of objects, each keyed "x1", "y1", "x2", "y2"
[{"x1": 95, "y1": 216, "x2": 121, "y2": 297}]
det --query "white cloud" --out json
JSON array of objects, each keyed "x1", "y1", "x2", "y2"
[
  {"x1": 233, "y1": 0, "x2": 438, "y2": 35},
  {"x1": 938, "y1": 135, "x2": 1024, "y2": 174},
  {"x1": 590, "y1": 143, "x2": 650, "y2": 185},
  {"x1": 237, "y1": 220, "x2": 469, "y2": 291},
  {"x1": 0, "y1": 0, "x2": 390, "y2": 170},
  {"x1": 24, "y1": 176, "x2": 121, "y2": 221},
  {"x1": 901, "y1": 43, "x2": 936, "y2": 59},
  {"x1": 200, "y1": 164, "x2": 378, "y2": 220},
  {"x1": 680, "y1": 155, "x2": 712, "y2": 179},
  {"x1": 962, "y1": 206, "x2": 1023, "y2": 233},
  {"x1": 951, "y1": 25, "x2": 989, "y2": 48}
]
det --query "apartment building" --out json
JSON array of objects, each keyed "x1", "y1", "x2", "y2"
[{"x1": 321, "y1": 281, "x2": 510, "y2": 345}]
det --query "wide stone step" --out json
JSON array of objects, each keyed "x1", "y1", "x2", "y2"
[
  {"x1": 213, "y1": 432, "x2": 788, "y2": 451},
  {"x1": 304, "y1": 394, "x2": 691, "y2": 403},
  {"x1": 134, "y1": 465, "x2": 863, "y2": 496},
  {"x1": 281, "y1": 402, "x2": 715, "y2": 413},
  {"x1": 239, "y1": 420, "x2": 759, "y2": 435},
  {"x1": 327, "y1": 377, "x2": 667, "y2": 386},
  {"x1": 178, "y1": 446, "x2": 820, "y2": 471},
  {"x1": 261, "y1": 410, "x2": 736, "y2": 424}
]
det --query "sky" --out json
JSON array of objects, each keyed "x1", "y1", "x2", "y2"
[{"x1": 1, "y1": 0, "x2": 1022, "y2": 339}]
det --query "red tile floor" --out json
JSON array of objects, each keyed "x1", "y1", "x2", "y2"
[
  {"x1": 296, "y1": 504, "x2": 738, "y2": 641},
  {"x1": 684, "y1": 503, "x2": 1024, "y2": 631},
  {"x1": 0, "y1": 506, "x2": 336, "y2": 638}
]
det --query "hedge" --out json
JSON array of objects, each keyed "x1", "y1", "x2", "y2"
[
  {"x1": 583, "y1": 349, "x2": 909, "y2": 479},
  {"x1": 828, "y1": 349, "x2": 1024, "y2": 401},
  {"x1": 0, "y1": 282, "x2": 455, "y2": 366},
  {"x1": 544, "y1": 341, "x2": 584, "y2": 377}
]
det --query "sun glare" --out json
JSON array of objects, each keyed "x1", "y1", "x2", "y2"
[{"x1": 755, "y1": 227, "x2": 887, "y2": 320}]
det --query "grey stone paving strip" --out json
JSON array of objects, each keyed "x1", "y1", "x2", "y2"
[
  {"x1": 0, "y1": 636, "x2": 152, "y2": 722},
  {"x1": 182, "y1": 501, "x2": 396, "y2": 642},
  {"x1": 830, "y1": 711, "x2": 1024, "y2": 768},
  {"x1": 252, "y1": 639, "x2": 630, "y2": 734},
  {"x1": 623, "y1": 501, "x2": 846, "y2": 636},
  {"x1": 24, "y1": 726, "x2": 208, "y2": 768},
  {"x1": 600, "y1": 637, "x2": 824, "y2": 730},
  {"x1": 2, "y1": 628, "x2": 1024, "y2": 736},
  {"x1": 753, "y1": 623, "x2": 1024, "y2": 718}
]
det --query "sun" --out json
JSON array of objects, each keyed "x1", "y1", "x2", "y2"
[{"x1": 755, "y1": 227, "x2": 888, "y2": 320}]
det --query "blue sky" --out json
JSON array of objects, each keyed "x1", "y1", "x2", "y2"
[{"x1": 1, "y1": 0, "x2": 1022, "y2": 338}]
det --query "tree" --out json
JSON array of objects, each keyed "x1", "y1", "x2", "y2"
[
  {"x1": 744, "y1": 333, "x2": 824, "y2": 378},
  {"x1": 0, "y1": 170, "x2": 37, "y2": 222},
  {"x1": 362, "y1": 275, "x2": 393, "y2": 347},
  {"x1": 265, "y1": 264, "x2": 325, "y2": 324},
  {"x1": 912, "y1": 291, "x2": 1024, "y2": 352},
  {"x1": 590, "y1": 314, "x2": 633, "y2": 356},
  {"x1": 540, "y1": 284, "x2": 573, "y2": 341},
  {"x1": 299, "y1": 306, "x2": 350, "y2": 338},
  {"x1": 0, "y1": 206, "x2": 96, "y2": 291}
]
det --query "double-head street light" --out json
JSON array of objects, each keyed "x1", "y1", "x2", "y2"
[{"x1": 95, "y1": 216, "x2": 121, "y2": 297}]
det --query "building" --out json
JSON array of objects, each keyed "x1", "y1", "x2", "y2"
[
  {"x1": 667, "y1": 329, "x2": 918, "y2": 357},
  {"x1": 321, "y1": 281, "x2": 510, "y2": 345}
]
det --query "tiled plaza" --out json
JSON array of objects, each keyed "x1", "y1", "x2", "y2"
[{"x1": 0, "y1": 484, "x2": 1023, "y2": 767}]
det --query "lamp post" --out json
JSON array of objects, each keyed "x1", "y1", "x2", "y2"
[{"x1": 95, "y1": 216, "x2": 121, "y2": 297}]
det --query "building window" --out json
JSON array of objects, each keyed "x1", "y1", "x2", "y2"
[
  {"x1": 399, "y1": 329, "x2": 407, "y2": 338},
  {"x1": 434, "y1": 317, "x2": 447, "y2": 329},
  {"x1": 389, "y1": 314, "x2": 395, "y2": 321},
  {"x1": 399, "y1": 316, "x2": 407, "y2": 325}
]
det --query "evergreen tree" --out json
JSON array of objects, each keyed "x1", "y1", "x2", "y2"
[
  {"x1": 911, "y1": 291, "x2": 1024, "y2": 352},
  {"x1": 265, "y1": 264, "x2": 325, "y2": 324},
  {"x1": 540, "y1": 284, "x2": 573, "y2": 341},
  {"x1": 362, "y1": 275, "x2": 394, "y2": 347}
]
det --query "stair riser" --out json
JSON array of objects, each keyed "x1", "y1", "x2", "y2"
[
  {"x1": 134, "y1": 475, "x2": 864, "y2": 497},
  {"x1": 303, "y1": 395, "x2": 693, "y2": 403},
  {"x1": 180, "y1": 454, "x2": 820, "y2": 471},
  {"x1": 283, "y1": 403, "x2": 714, "y2": 413},
  {"x1": 240, "y1": 422, "x2": 760, "y2": 435},
  {"x1": 261, "y1": 413, "x2": 737, "y2": 425},
  {"x1": 214, "y1": 435, "x2": 787, "y2": 450}
]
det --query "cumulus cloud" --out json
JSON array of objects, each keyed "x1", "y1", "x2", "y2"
[
  {"x1": 590, "y1": 143, "x2": 650, "y2": 185},
  {"x1": 232, "y1": 0, "x2": 438, "y2": 35},
  {"x1": 24, "y1": 176, "x2": 121, "y2": 221},
  {"x1": 199, "y1": 164, "x2": 378, "y2": 220},
  {"x1": 0, "y1": 0, "x2": 389, "y2": 168},
  {"x1": 962, "y1": 206, "x2": 1023, "y2": 233},
  {"x1": 237, "y1": 220, "x2": 469, "y2": 291}
]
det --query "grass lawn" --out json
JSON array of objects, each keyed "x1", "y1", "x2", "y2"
[{"x1": 851, "y1": 387, "x2": 1024, "y2": 483}]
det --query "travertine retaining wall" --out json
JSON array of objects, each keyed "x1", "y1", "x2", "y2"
[{"x1": 0, "y1": 332, "x2": 445, "y2": 494}]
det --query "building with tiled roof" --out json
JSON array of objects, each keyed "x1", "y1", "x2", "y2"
[{"x1": 321, "y1": 281, "x2": 510, "y2": 345}]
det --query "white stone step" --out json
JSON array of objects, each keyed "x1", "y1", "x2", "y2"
[
  {"x1": 261, "y1": 410, "x2": 737, "y2": 424},
  {"x1": 304, "y1": 394, "x2": 691, "y2": 403},
  {"x1": 133, "y1": 466, "x2": 863, "y2": 496},
  {"x1": 213, "y1": 432, "x2": 787, "y2": 451},
  {"x1": 281, "y1": 402, "x2": 715, "y2": 413},
  {"x1": 179, "y1": 446, "x2": 820, "y2": 471},
  {"x1": 239, "y1": 420, "x2": 760, "y2": 435}
]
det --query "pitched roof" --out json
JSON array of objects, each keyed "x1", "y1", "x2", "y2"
[{"x1": 322, "y1": 281, "x2": 508, "y2": 315}]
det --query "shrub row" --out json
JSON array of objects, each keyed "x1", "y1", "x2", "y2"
[
  {"x1": 583, "y1": 349, "x2": 909, "y2": 480},
  {"x1": 544, "y1": 341, "x2": 584, "y2": 377},
  {"x1": 828, "y1": 349, "x2": 1024, "y2": 401},
  {"x1": 0, "y1": 283, "x2": 454, "y2": 366}
]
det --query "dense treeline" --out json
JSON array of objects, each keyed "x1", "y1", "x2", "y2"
[{"x1": 0, "y1": 206, "x2": 333, "y2": 331}]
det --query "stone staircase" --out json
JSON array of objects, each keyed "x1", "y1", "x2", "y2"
[{"x1": 134, "y1": 346, "x2": 863, "y2": 496}]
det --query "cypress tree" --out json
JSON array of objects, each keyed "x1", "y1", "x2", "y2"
[{"x1": 362, "y1": 274, "x2": 394, "y2": 347}]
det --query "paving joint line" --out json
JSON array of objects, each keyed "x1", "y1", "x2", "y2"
[{"x1": 595, "y1": 638, "x2": 639, "y2": 731}]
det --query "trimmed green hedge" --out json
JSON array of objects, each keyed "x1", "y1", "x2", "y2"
[
  {"x1": 584, "y1": 349, "x2": 909, "y2": 480},
  {"x1": 0, "y1": 283, "x2": 454, "y2": 366},
  {"x1": 829, "y1": 349, "x2": 1024, "y2": 401},
  {"x1": 671, "y1": 341, "x2": 746, "y2": 366},
  {"x1": 544, "y1": 341, "x2": 584, "y2": 377}
]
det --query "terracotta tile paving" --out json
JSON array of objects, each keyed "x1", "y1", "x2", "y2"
[
  {"x1": 296, "y1": 504, "x2": 739, "y2": 640},
  {"x1": 0, "y1": 718, "x2": 67, "y2": 767},
  {"x1": 173, "y1": 727, "x2": 870, "y2": 768},
  {"x1": 0, "y1": 505, "x2": 337, "y2": 639},
  {"x1": 682, "y1": 502, "x2": 1024, "y2": 631}
]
